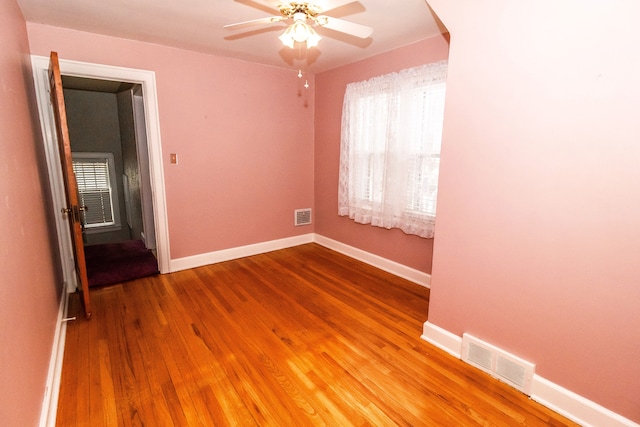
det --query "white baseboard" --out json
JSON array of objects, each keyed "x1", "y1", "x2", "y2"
[
  {"x1": 169, "y1": 234, "x2": 315, "y2": 272},
  {"x1": 531, "y1": 376, "x2": 639, "y2": 427},
  {"x1": 45, "y1": 238, "x2": 639, "y2": 426},
  {"x1": 169, "y1": 234, "x2": 431, "y2": 291},
  {"x1": 42, "y1": 234, "x2": 429, "y2": 424},
  {"x1": 421, "y1": 321, "x2": 639, "y2": 427},
  {"x1": 421, "y1": 321, "x2": 462, "y2": 358},
  {"x1": 39, "y1": 290, "x2": 70, "y2": 427},
  {"x1": 313, "y1": 234, "x2": 431, "y2": 288}
]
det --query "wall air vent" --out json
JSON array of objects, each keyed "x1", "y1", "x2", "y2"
[
  {"x1": 461, "y1": 333, "x2": 535, "y2": 395},
  {"x1": 294, "y1": 208, "x2": 312, "y2": 226},
  {"x1": 466, "y1": 339, "x2": 493, "y2": 372}
]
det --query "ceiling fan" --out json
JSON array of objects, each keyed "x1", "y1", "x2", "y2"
[{"x1": 224, "y1": 1, "x2": 374, "y2": 49}]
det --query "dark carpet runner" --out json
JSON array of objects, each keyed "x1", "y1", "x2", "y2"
[{"x1": 84, "y1": 239, "x2": 159, "y2": 287}]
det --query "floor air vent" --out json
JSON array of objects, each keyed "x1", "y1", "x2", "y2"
[
  {"x1": 294, "y1": 208, "x2": 312, "y2": 226},
  {"x1": 461, "y1": 333, "x2": 535, "y2": 395}
]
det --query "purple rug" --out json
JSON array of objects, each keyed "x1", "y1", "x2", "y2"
[{"x1": 84, "y1": 239, "x2": 159, "y2": 287}]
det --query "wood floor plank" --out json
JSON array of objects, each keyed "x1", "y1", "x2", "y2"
[{"x1": 56, "y1": 243, "x2": 578, "y2": 426}]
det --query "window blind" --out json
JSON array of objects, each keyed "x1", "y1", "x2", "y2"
[{"x1": 72, "y1": 159, "x2": 115, "y2": 227}]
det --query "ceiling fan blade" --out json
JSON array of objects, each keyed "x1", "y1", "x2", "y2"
[
  {"x1": 224, "y1": 16, "x2": 283, "y2": 30},
  {"x1": 233, "y1": 0, "x2": 280, "y2": 14},
  {"x1": 318, "y1": 1, "x2": 364, "y2": 17},
  {"x1": 316, "y1": 16, "x2": 373, "y2": 39}
]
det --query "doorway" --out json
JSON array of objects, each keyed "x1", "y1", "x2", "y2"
[
  {"x1": 63, "y1": 77, "x2": 160, "y2": 286},
  {"x1": 31, "y1": 55, "x2": 170, "y2": 294},
  {"x1": 63, "y1": 77, "x2": 155, "y2": 247}
]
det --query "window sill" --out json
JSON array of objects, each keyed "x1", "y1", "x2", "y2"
[{"x1": 84, "y1": 224, "x2": 122, "y2": 235}]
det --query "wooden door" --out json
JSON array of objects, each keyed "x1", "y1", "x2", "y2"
[{"x1": 49, "y1": 51, "x2": 92, "y2": 318}]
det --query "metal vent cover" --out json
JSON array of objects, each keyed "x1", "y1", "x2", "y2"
[
  {"x1": 466, "y1": 340, "x2": 493, "y2": 371},
  {"x1": 294, "y1": 208, "x2": 312, "y2": 226},
  {"x1": 461, "y1": 333, "x2": 535, "y2": 395}
]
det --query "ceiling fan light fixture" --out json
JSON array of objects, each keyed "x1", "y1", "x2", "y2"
[
  {"x1": 279, "y1": 11, "x2": 320, "y2": 49},
  {"x1": 289, "y1": 12, "x2": 311, "y2": 43},
  {"x1": 305, "y1": 26, "x2": 321, "y2": 48},
  {"x1": 226, "y1": 1, "x2": 374, "y2": 52},
  {"x1": 291, "y1": 20, "x2": 310, "y2": 43},
  {"x1": 278, "y1": 26, "x2": 296, "y2": 48}
]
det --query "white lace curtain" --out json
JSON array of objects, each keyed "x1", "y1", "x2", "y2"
[{"x1": 338, "y1": 60, "x2": 448, "y2": 238}]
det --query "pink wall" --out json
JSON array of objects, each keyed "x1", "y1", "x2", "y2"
[
  {"x1": 0, "y1": 2, "x2": 62, "y2": 426},
  {"x1": 27, "y1": 23, "x2": 315, "y2": 259},
  {"x1": 427, "y1": 1, "x2": 640, "y2": 422},
  {"x1": 314, "y1": 36, "x2": 450, "y2": 274}
]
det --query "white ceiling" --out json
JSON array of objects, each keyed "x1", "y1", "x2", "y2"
[{"x1": 17, "y1": 0, "x2": 446, "y2": 73}]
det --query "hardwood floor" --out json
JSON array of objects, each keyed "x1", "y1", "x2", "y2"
[{"x1": 56, "y1": 243, "x2": 578, "y2": 426}]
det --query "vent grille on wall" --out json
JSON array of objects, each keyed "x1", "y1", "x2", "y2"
[
  {"x1": 294, "y1": 208, "x2": 312, "y2": 226},
  {"x1": 461, "y1": 333, "x2": 535, "y2": 395}
]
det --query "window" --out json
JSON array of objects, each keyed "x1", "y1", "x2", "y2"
[
  {"x1": 72, "y1": 152, "x2": 121, "y2": 233},
  {"x1": 338, "y1": 61, "x2": 447, "y2": 238}
]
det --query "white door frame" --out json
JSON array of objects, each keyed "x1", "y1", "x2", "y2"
[{"x1": 31, "y1": 55, "x2": 171, "y2": 293}]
